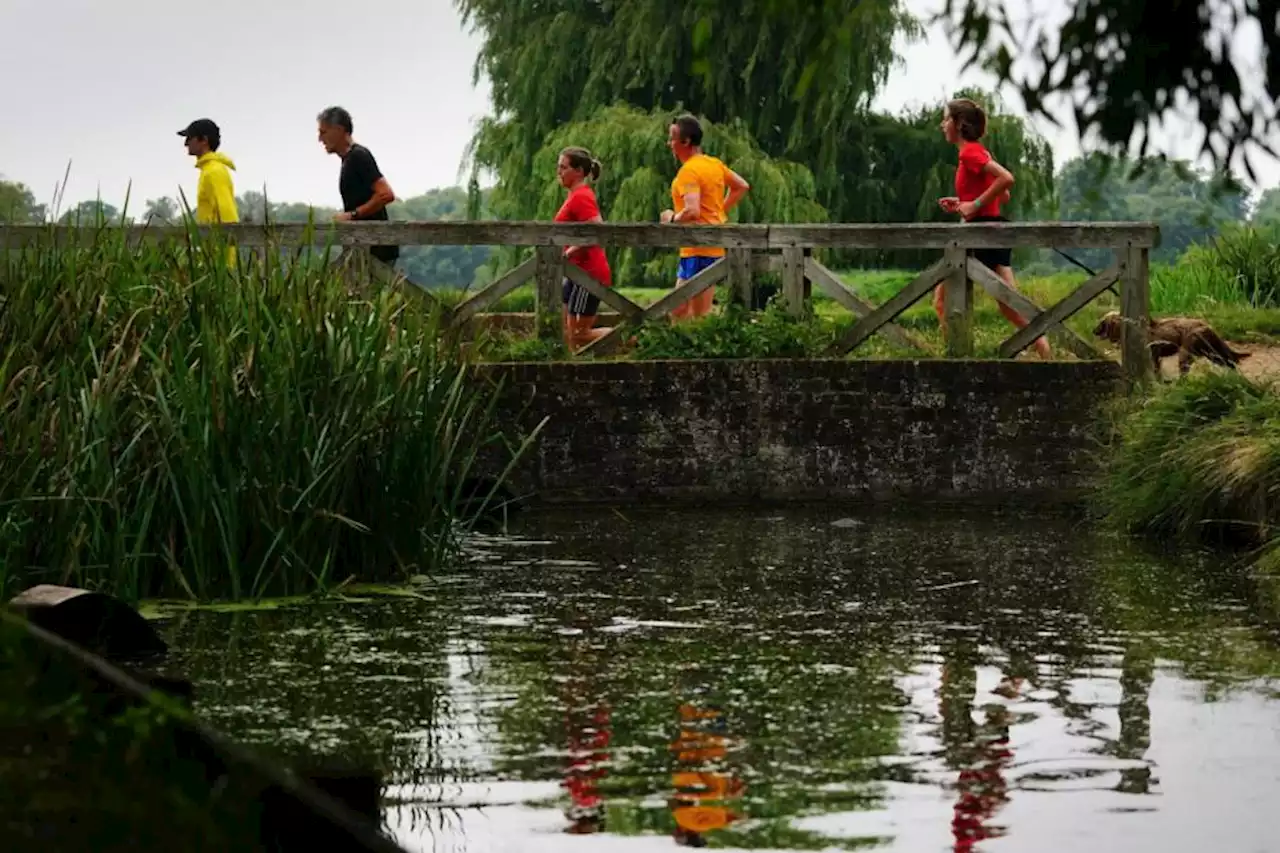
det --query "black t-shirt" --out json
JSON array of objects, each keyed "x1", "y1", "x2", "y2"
[{"x1": 339, "y1": 143, "x2": 398, "y2": 263}]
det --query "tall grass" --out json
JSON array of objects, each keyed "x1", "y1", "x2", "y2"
[
  {"x1": 0, "y1": 220, "x2": 530, "y2": 603},
  {"x1": 1099, "y1": 371, "x2": 1280, "y2": 545}
]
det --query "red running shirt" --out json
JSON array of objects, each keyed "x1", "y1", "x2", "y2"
[
  {"x1": 554, "y1": 185, "x2": 613, "y2": 287},
  {"x1": 955, "y1": 141, "x2": 1002, "y2": 219}
]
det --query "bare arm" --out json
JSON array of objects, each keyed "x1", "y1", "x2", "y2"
[
  {"x1": 671, "y1": 191, "x2": 702, "y2": 223},
  {"x1": 723, "y1": 168, "x2": 750, "y2": 213},
  {"x1": 973, "y1": 161, "x2": 1014, "y2": 211},
  {"x1": 353, "y1": 177, "x2": 395, "y2": 219},
  {"x1": 565, "y1": 213, "x2": 603, "y2": 257}
]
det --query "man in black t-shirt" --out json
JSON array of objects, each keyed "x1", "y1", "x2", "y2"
[{"x1": 316, "y1": 106, "x2": 399, "y2": 265}]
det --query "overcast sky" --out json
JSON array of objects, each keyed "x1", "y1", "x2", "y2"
[{"x1": 2, "y1": 0, "x2": 1276, "y2": 213}]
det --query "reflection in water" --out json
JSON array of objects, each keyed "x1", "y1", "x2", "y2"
[
  {"x1": 670, "y1": 703, "x2": 745, "y2": 846},
  {"x1": 157, "y1": 507, "x2": 1280, "y2": 852},
  {"x1": 560, "y1": 629, "x2": 611, "y2": 834}
]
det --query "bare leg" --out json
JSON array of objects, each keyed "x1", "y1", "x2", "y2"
[
  {"x1": 993, "y1": 265, "x2": 1051, "y2": 360},
  {"x1": 670, "y1": 278, "x2": 695, "y2": 323}
]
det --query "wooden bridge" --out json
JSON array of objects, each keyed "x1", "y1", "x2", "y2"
[{"x1": 1, "y1": 219, "x2": 1160, "y2": 381}]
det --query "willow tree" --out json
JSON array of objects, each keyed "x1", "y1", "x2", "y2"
[
  {"x1": 456, "y1": 0, "x2": 917, "y2": 222},
  {"x1": 935, "y1": 0, "x2": 1279, "y2": 182},
  {"x1": 475, "y1": 104, "x2": 827, "y2": 286}
]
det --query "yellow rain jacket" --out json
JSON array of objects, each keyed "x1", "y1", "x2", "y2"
[{"x1": 194, "y1": 152, "x2": 239, "y2": 224}]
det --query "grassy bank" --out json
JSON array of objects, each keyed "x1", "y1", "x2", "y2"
[
  {"x1": 0, "y1": 225, "x2": 526, "y2": 603},
  {"x1": 1099, "y1": 371, "x2": 1280, "y2": 549}
]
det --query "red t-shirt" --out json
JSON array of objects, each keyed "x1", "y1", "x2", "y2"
[
  {"x1": 955, "y1": 141, "x2": 1002, "y2": 219},
  {"x1": 554, "y1": 184, "x2": 612, "y2": 287}
]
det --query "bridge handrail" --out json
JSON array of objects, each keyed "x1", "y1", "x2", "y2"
[{"x1": 0, "y1": 220, "x2": 1161, "y2": 250}]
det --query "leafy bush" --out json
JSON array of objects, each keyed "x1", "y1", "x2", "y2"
[{"x1": 631, "y1": 299, "x2": 834, "y2": 359}]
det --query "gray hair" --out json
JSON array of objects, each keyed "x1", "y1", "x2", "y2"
[{"x1": 317, "y1": 106, "x2": 353, "y2": 134}]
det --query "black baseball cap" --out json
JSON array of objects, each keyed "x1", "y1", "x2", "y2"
[{"x1": 177, "y1": 118, "x2": 220, "y2": 139}]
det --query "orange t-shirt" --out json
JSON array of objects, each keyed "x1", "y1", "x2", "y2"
[{"x1": 671, "y1": 153, "x2": 730, "y2": 259}]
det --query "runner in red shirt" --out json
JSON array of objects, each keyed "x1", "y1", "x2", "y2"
[
  {"x1": 936, "y1": 98, "x2": 1051, "y2": 360},
  {"x1": 554, "y1": 147, "x2": 614, "y2": 351}
]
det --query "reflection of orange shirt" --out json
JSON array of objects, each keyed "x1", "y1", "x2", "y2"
[
  {"x1": 674, "y1": 805, "x2": 735, "y2": 834},
  {"x1": 669, "y1": 704, "x2": 744, "y2": 839},
  {"x1": 671, "y1": 154, "x2": 730, "y2": 259}
]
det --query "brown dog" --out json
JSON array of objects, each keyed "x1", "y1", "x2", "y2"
[{"x1": 1093, "y1": 310, "x2": 1250, "y2": 375}]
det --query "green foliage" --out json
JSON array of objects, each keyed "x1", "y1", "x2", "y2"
[
  {"x1": 863, "y1": 88, "x2": 1056, "y2": 269},
  {"x1": 1100, "y1": 372, "x2": 1280, "y2": 545},
  {"x1": 458, "y1": 0, "x2": 1058, "y2": 242},
  {"x1": 1253, "y1": 187, "x2": 1280, "y2": 228},
  {"x1": 632, "y1": 299, "x2": 835, "y2": 359},
  {"x1": 479, "y1": 104, "x2": 827, "y2": 286},
  {"x1": 0, "y1": 177, "x2": 45, "y2": 223},
  {"x1": 934, "y1": 0, "x2": 1280, "y2": 179},
  {"x1": 389, "y1": 186, "x2": 496, "y2": 288},
  {"x1": 56, "y1": 199, "x2": 126, "y2": 225},
  {"x1": 1202, "y1": 223, "x2": 1280, "y2": 307},
  {"x1": 0, "y1": 222, "x2": 527, "y2": 602},
  {"x1": 457, "y1": 0, "x2": 914, "y2": 212},
  {"x1": 236, "y1": 187, "x2": 498, "y2": 289},
  {"x1": 142, "y1": 196, "x2": 180, "y2": 224},
  {"x1": 1050, "y1": 153, "x2": 1249, "y2": 268}
]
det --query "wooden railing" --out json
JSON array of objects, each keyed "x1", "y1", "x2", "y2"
[{"x1": 0, "y1": 220, "x2": 1160, "y2": 381}]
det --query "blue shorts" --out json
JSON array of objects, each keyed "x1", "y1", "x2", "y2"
[{"x1": 677, "y1": 255, "x2": 721, "y2": 281}]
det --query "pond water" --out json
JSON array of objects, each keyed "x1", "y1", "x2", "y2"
[{"x1": 158, "y1": 506, "x2": 1280, "y2": 852}]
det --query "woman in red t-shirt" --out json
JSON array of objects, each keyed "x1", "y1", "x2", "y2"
[
  {"x1": 936, "y1": 98, "x2": 1051, "y2": 360},
  {"x1": 554, "y1": 147, "x2": 614, "y2": 351}
]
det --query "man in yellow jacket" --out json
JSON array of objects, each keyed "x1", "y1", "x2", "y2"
[
  {"x1": 178, "y1": 118, "x2": 239, "y2": 223},
  {"x1": 178, "y1": 118, "x2": 239, "y2": 267}
]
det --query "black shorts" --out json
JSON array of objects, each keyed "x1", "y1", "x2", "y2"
[
  {"x1": 967, "y1": 215, "x2": 1011, "y2": 271},
  {"x1": 370, "y1": 245, "x2": 400, "y2": 265},
  {"x1": 562, "y1": 278, "x2": 600, "y2": 317}
]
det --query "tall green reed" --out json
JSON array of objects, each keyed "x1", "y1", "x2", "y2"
[{"x1": 0, "y1": 216, "x2": 534, "y2": 603}]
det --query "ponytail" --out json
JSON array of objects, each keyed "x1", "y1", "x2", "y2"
[{"x1": 559, "y1": 146, "x2": 602, "y2": 182}]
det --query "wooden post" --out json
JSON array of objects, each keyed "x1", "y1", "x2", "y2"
[
  {"x1": 942, "y1": 245, "x2": 972, "y2": 357},
  {"x1": 1121, "y1": 244, "x2": 1152, "y2": 384},
  {"x1": 534, "y1": 246, "x2": 561, "y2": 341},
  {"x1": 727, "y1": 248, "x2": 753, "y2": 308},
  {"x1": 781, "y1": 247, "x2": 805, "y2": 317}
]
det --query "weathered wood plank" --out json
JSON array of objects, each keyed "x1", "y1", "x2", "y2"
[
  {"x1": 998, "y1": 261, "x2": 1123, "y2": 359},
  {"x1": 803, "y1": 257, "x2": 927, "y2": 353},
  {"x1": 965, "y1": 258, "x2": 1103, "y2": 360},
  {"x1": 561, "y1": 262, "x2": 644, "y2": 321},
  {"x1": 0, "y1": 220, "x2": 1161, "y2": 251},
  {"x1": 449, "y1": 257, "x2": 536, "y2": 325},
  {"x1": 579, "y1": 257, "x2": 728, "y2": 356},
  {"x1": 769, "y1": 222, "x2": 1159, "y2": 249},
  {"x1": 358, "y1": 252, "x2": 448, "y2": 315},
  {"x1": 828, "y1": 258, "x2": 954, "y2": 356},
  {"x1": 942, "y1": 246, "x2": 973, "y2": 358},
  {"x1": 726, "y1": 248, "x2": 753, "y2": 307},
  {"x1": 533, "y1": 247, "x2": 562, "y2": 341},
  {"x1": 1121, "y1": 245, "x2": 1153, "y2": 384},
  {"x1": 781, "y1": 247, "x2": 806, "y2": 317}
]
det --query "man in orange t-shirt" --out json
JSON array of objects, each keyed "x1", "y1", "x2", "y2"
[{"x1": 659, "y1": 114, "x2": 750, "y2": 321}]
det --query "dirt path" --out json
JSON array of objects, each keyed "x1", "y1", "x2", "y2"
[{"x1": 1149, "y1": 340, "x2": 1280, "y2": 381}]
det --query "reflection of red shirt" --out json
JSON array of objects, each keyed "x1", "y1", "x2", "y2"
[
  {"x1": 554, "y1": 185, "x2": 612, "y2": 287},
  {"x1": 564, "y1": 703, "x2": 611, "y2": 811},
  {"x1": 955, "y1": 141, "x2": 1001, "y2": 219}
]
